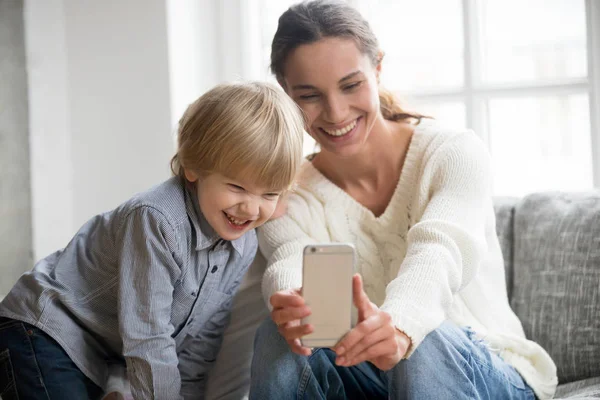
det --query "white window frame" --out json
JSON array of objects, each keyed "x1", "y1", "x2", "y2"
[
  {"x1": 587, "y1": 0, "x2": 600, "y2": 187},
  {"x1": 236, "y1": 0, "x2": 600, "y2": 187},
  {"x1": 399, "y1": 0, "x2": 600, "y2": 188}
]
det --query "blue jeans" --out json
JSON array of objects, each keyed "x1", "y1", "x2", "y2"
[
  {"x1": 249, "y1": 318, "x2": 536, "y2": 400},
  {"x1": 0, "y1": 317, "x2": 103, "y2": 400}
]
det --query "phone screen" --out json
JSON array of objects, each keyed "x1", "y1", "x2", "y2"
[{"x1": 302, "y1": 245, "x2": 354, "y2": 347}]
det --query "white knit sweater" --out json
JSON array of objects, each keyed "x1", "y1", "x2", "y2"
[{"x1": 258, "y1": 120, "x2": 558, "y2": 399}]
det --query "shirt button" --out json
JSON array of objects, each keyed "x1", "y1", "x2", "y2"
[
  {"x1": 191, "y1": 291, "x2": 196, "y2": 296},
  {"x1": 211, "y1": 266, "x2": 218, "y2": 273}
]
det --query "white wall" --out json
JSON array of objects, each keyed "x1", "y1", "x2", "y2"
[
  {"x1": 166, "y1": 0, "x2": 220, "y2": 127},
  {"x1": 24, "y1": 0, "x2": 73, "y2": 262},
  {"x1": 22, "y1": 0, "x2": 256, "y2": 264},
  {"x1": 1, "y1": 0, "x2": 33, "y2": 297},
  {"x1": 25, "y1": 0, "x2": 176, "y2": 260}
]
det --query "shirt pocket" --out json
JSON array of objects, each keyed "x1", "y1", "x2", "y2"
[
  {"x1": 178, "y1": 290, "x2": 233, "y2": 370},
  {"x1": 171, "y1": 279, "x2": 200, "y2": 336},
  {"x1": 190, "y1": 290, "x2": 233, "y2": 335}
]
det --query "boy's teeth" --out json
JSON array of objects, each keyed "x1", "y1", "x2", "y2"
[
  {"x1": 226, "y1": 213, "x2": 247, "y2": 226},
  {"x1": 323, "y1": 119, "x2": 357, "y2": 136}
]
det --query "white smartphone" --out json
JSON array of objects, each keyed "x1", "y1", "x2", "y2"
[{"x1": 301, "y1": 243, "x2": 355, "y2": 348}]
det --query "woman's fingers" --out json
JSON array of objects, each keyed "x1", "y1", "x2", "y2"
[
  {"x1": 269, "y1": 289, "x2": 316, "y2": 355},
  {"x1": 333, "y1": 310, "x2": 391, "y2": 356},
  {"x1": 272, "y1": 306, "x2": 311, "y2": 326},
  {"x1": 343, "y1": 336, "x2": 399, "y2": 369},
  {"x1": 270, "y1": 289, "x2": 305, "y2": 309},
  {"x1": 335, "y1": 323, "x2": 393, "y2": 365},
  {"x1": 352, "y1": 274, "x2": 376, "y2": 320},
  {"x1": 334, "y1": 314, "x2": 379, "y2": 354},
  {"x1": 278, "y1": 320, "x2": 313, "y2": 340},
  {"x1": 289, "y1": 338, "x2": 312, "y2": 356},
  {"x1": 333, "y1": 277, "x2": 385, "y2": 357},
  {"x1": 279, "y1": 320, "x2": 313, "y2": 355}
]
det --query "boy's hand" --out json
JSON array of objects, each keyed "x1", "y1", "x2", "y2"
[
  {"x1": 270, "y1": 289, "x2": 314, "y2": 356},
  {"x1": 332, "y1": 274, "x2": 411, "y2": 371}
]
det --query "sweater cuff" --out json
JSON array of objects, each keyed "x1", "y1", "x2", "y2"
[
  {"x1": 380, "y1": 302, "x2": 439, "y2": 358},
  {"x1": 262, "y1": 263, "x2": 303, "y2": 311}
]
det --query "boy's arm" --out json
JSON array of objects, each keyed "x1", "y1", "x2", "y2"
[{"x1": 116, "y1": 207, "x2": 184, "y2": 400}]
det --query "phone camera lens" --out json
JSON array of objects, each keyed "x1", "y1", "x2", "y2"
[{"x1": 311, "y1": 247, "x2": 317, "y2": 253}]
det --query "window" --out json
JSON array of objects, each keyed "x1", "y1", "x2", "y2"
[{"x1": 253, "y1": 0, "x2": 599, "y2": 195}]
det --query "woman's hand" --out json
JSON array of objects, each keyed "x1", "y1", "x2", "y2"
[
  {"x1": 269, "y1": 289, "x2": 314, "y2": 356},
  {"x1": 332, "y1": 274, "x2": 411, "y2": 371}
]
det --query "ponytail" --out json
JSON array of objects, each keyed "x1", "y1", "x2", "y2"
[{"x1": 379, "y1": 86, "x2": 427, "y2": 123}]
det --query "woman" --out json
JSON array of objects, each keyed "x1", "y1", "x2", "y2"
[{"x1": 249, "y1": 1, "x2": 558, "y2": 399}]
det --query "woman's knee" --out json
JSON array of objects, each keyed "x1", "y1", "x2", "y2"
[
  {"x1": 250, "y1": 318, "x2": 311, "y2": 398},
  {"x1": 387, "y1": 321, "x2": 483, "y2": 398},
  {"x1": 253, "y1": 317, "x2": 286, "y2": 353},
  {"x1": 252, "y1": 317, "x2": 300, "y2": 369},
  {"x1": 410, "y1": 320, "x2": 472, "y2": 363}
]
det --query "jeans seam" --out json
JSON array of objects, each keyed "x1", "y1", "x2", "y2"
[
  {"x1": 1, "y1": 349, "x2": 19, "y2": 400},
  {"x1": 21, "y1": 324, "x2": 52, "y2": 400},
  {"x1": 297, "y1": 363, "x2": 313, "y2": 400}
]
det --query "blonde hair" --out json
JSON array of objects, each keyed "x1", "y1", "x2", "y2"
[{"x1": 171, "y1": 82, "x2": 305, "y2": 191}]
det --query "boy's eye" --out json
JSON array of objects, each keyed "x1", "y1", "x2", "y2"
[
  {"x1": 264, "y1": 193, "x2": 281, "y2": 200},
  {"x1": 228, "y1": 184, "x2": 245, "y2": 191}
]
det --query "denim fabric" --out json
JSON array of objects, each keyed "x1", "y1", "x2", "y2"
[
  {"x1": 249, "y1": 318, "x2": 536, "y2": 400},
  {"x1": 0, "y1": 317, "x2": 103, "y2": 400}
]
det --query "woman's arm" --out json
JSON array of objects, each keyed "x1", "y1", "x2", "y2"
[
  {"x1": 258, "y1": 188, "x2": 328, "y2": 307},
  {"x1": 257, "y1": 188, "x2": 329, "y2": 354},
  {"x1": 381, "y1": 131, "x2": 493, "y2": 356}
]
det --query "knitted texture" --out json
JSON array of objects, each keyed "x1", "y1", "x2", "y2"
[{"x1": 258, "y1": 120, "x2": 557, "y2": 399}]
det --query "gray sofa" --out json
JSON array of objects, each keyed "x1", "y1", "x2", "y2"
[{"x1": 494, "y1": 192, "x2": 600, "y2": 399}]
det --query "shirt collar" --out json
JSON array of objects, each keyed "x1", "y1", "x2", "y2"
[{"x1": 183, "y1": 180, "x2": 245, "y2": 255}]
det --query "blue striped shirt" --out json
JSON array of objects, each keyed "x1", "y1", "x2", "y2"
[{"x1": 0, "y1": 176, "x2": 257, "y2": 399}]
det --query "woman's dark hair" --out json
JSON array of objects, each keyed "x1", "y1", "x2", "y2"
[{"x1": 270, "y1": 0, "x2": 424, "y2": 122}]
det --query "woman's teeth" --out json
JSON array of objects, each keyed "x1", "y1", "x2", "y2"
[
  {"x1": 323, "y1": 119, "x2": 357, "y2": 137},
  {"x1": 225, "y1": 213, "x2": 248, "y2": 226}
]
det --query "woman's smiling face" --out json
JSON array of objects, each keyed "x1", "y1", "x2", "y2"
[{"x1": 282, "y1": 37, "x2": 382, "y2": 158}]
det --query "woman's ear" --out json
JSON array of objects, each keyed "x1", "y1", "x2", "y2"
[
  {"x1": 375, "y1": 51, "x2": 384, "y2": 81},
  {"x1": 183, "y1": 168, "x2": 199, "y2": 183}
]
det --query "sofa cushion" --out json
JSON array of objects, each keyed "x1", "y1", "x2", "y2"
[
  {"x1": 555, "y1": 376, "x2": 600, "y2": 399},
  {"x1": 511, "y1": 192, "x2": 600, "y2": 384},
  {"x1": 493, "y1": 197, "x2": 519, "y2": 300}
]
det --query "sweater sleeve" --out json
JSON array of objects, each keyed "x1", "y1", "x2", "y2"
[
  {"x1": 258, "y1": 190, "x2": 325, "y2": 309},
  {"x1": 380, "y1": 131, "x2": 493, "y2": 356}
]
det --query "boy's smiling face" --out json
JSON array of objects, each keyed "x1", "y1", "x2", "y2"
[{"x1": 185, "y1": 170, "x2": 282, "y2": 241}]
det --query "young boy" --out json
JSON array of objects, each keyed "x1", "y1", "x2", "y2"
[{"x1": 0, "y1": 82, "x2": 305, "y2": 399}]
